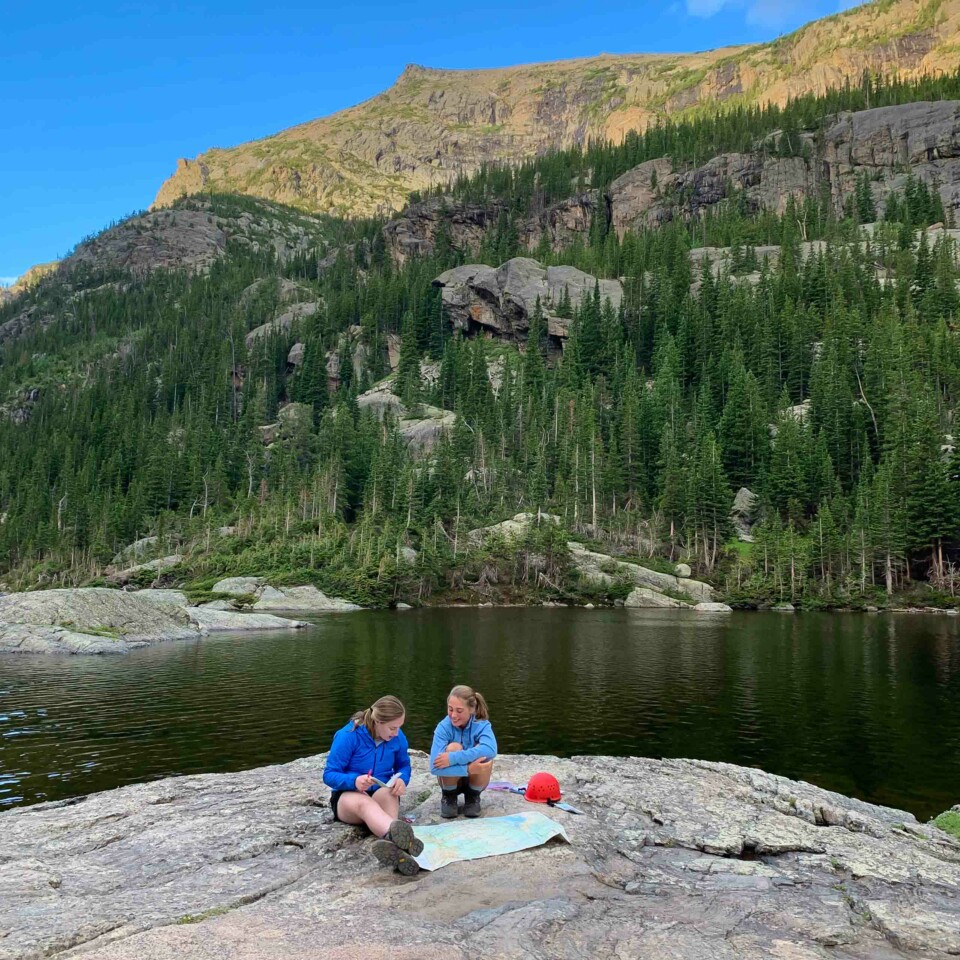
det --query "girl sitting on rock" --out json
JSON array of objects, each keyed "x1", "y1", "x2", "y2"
[
  {"x1": 430, "y1": 684, "x2": 498, "y2": 818},
  {"x1": 323, "y1": 695, "x2": 423, "y2": 875}
]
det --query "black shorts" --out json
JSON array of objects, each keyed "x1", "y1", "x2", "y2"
[{"x1": 331, "y1": 787, "x2": 377, "y2": 821}]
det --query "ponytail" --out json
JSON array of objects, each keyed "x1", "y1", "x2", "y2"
[
  {"x1": 449, "y1": 684, "x2": 489, "y2": 720},
  {"x1": 351, "y1": 695, "x2": 405, "y2": 738}
]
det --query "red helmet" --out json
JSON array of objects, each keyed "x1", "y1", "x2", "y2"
[{"x1": 524, "y1": 772, "x2": 561, "y2": 803}]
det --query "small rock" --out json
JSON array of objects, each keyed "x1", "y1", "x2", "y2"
[
  {"x1": 395, "y1": 602, "x2": 413, "y2": 611},
  {"x1": 693, "y1": 602, "x2": 733, "y2": 612},
  {"x1": 675, "y1": 563, "x2": 692, "y2": 578}
]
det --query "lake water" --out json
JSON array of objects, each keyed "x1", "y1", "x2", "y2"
[{"x1": 1, "y1": 609, "x2": 958, "y2": 819}]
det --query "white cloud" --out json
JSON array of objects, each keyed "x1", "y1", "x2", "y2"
[
  {"x1": 685, "y1": 0, "x2": 864, "y2": 28},
  {"x1": 0, "y1": 276, "x2": 19, "y2": 288}
]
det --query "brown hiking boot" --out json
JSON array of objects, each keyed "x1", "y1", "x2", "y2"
[
  {"x1": 372, "y1": 839, "x2": 421, "y2": 875},
  {"x1": 386, "y1": 819, "x2": 424, "y2": 856}
]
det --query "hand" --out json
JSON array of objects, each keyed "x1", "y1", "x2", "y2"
[
  {"x1": 354, "y1": 774, "x2": 375, "y2": 792},
  {"x1": 434, "y1": 753, "x2": 451, "y2": 770},
  {"x1": 389, "y1": 778, "x2": 406, "y2": 798},
  {"x1": 467, "y1": 757, "x2": 492, "y2": 775}
]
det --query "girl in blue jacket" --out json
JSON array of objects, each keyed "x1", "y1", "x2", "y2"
[
  {"x1": 323, "y1": 695, "x2": 423, "y2": 875},
  {"x1": 430, "y1": 684, "x2": 498, "y2": 819}
]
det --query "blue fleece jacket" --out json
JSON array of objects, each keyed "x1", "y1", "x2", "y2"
[
  {"x1": 322, "y1": 719, "x2": 412, "y2": 793},
  {"x1": 429, "y1": 715, "x2": 498, "y2": 778}
]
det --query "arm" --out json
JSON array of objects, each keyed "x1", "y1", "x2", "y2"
[
  {"x1": 322, "y1": 728, "x2": 360, "y2": 792},
  {"x1": 454, "y1": 722, "x2": 497, "y2": 766},
  {"x1": 429, "y1": 723, "x2": 454, "y2": 776},
  {"x1": 392, "y1": 731, "x2": 412, "y2": 785}
]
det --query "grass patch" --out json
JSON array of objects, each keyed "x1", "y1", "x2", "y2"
[
  {"x1": 176, "y1": 905, "x2": 234, "y2": 925},
  {"x1": 934, "y1": 811, "x2": 960, "y2": 840}
]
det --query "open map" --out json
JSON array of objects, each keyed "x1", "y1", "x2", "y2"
[{"x1": 412, "y1": 811, "x2": 570, "y2": 871}]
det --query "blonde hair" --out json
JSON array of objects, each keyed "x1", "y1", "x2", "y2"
[
  {"x1": 352, "y1": 695, "x2": 406, "y2": 738},
  {"x1": 448, "y1": 684, "x2": 490, "y2": 720}
]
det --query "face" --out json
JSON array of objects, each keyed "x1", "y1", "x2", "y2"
[
  {"x1": 447, "y1": 696, "x2": 472, "y2": 728},
  {"x1": 375, "y1": 715, "x2": 404, "y2": 741}
]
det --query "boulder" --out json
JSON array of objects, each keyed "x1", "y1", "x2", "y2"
[
  {"x1": 675, "y1": 562, "x2": 692, "y2": 578},
  {"x1": 467, "y1": 512, "x2": 563, "y2": 546},
  {"x1": 287, "y1": 342, "x2": 305, "y2": 367},
  {"x1": 244, "y1": 301, "x2": 320, "y2": 351},
  {"x1": 0, "y1": 588, "x2": 197, "y2": 651},
  {"x1": 3, "y1": 752, "x2": 957, "y2": 959},
  {"x1": 210, "y1": 578, "x2": 359, "y2": 612},
  {"x1": 356, "y1": 384, "x2": 456, "y2": 453},
  {"x1": 110, "y1": 536, "x2": 159, "y2": 567},
  {"x1": 625, "y1": 587, "x2": 688, "y2": 608},
  {"x1": 398, "y1": 547, "x2": 418, "y2": 565},
  {"x1": 731, "y1": 487, "x2": 759, "y2": 542},
  {"x1": 568, "y1": 542, "x2": 714, "y2": 603},
  {"x1": 107, "y1": 555, "x2": 183, "y2": 585},
  {"x1": 0, "y1": 588, "x2": 313, "y2": 654},
  {"x1": 252, "y1": 585, "x2": 361, "y2": 613},
  {"x1": 211, "y1": 577, "x2": 264, "y2": 597},
  {"x1": 433, "y1": 258, "x2": 622, "y2": 346},
  {"x1": 693, "y1": 601, "x2": 734, "y2": 612},
  {"x1": 187, "y1": 608, "x2": 308, "y2": 631}
]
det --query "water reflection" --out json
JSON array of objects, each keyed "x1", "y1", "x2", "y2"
[{"x1": 0, "y1": 610, "x2": 957, "y2": 818}]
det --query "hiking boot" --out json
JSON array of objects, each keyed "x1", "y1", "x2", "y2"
[
  {"x1": 440, "y1": 790, "x2": 459, "y2": 819},
  {"x1": 372, "y1": 839, "x2": 421, "y2": 875},
  {"x1": 386, "y1": 819, "x2": 424, "y2": 856},
  {"x1": 463, "y1": 787, "x2": 482, "y2": 818}
]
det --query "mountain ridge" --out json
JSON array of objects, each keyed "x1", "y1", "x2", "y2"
[{"x1": 154, "y1": 0, "x2": 960, "y2": 218}]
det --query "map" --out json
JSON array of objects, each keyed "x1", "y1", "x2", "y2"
[{"x1": 412, "y1": 811, "x2": 570, "y2": 871}]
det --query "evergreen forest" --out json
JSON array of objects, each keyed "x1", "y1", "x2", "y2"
[{"x1": 1, "y1": 71, "x2": 960, "y2": 610}]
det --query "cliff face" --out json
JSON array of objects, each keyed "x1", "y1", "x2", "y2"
[
  {"x1": 154, "y1": 0, "x2": 960, "y2": 218},
  {"x1": 384, "y1": 100, "x2": 960, "y2": 264}
]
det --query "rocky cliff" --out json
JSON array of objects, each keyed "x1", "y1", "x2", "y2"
[
  {"x1": 154, "y1": 0, "x2": 960, "y2": 218},
  {"x1": 2, "y1": 752, "x2": 958, "y2": 959},
  {"x1": 386, "y1": 99, "x2": 960, "y2": 262}
]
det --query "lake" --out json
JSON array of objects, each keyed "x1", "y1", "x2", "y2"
[{"x1": 1, "y1": 609, "x2": 958, "y2": 820}]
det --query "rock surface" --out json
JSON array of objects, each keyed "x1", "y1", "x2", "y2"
[
  {"x1": 0, "y1": 588, "x2": 308, "y2": 655},
  {"x1": 356, "y1": 383, "x2": 457, "y2": 452},
  {"x1": 2, "y1": 752, "x2": 958, "y2": 959},
  {"x1": 210, "y1": 578, "x2": 361, "y2": 612},
  {"x1": 433, "y1": 257, "x2": 622, "y2": 345},
  {"x1": 568, "y1": 541, "x2": 714, "y2": 603}
]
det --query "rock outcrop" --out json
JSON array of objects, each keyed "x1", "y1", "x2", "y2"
[
  {"x1": 211, "y1": 577, "x2": 361, "y2": 612},
  {"x1": 356, "y1": 383, "x2": 456, "y2": 452},
  {"x1": 2, "y1": 752, "x2": 958, "y2": 959},
  {"x1": 568, "y1": 541, "x2": 714, "y2": 604},
  {"x1": 153, "y1": 0, "x2": 960, "y2": 219},
  {"x1": 433, "y1": 258, "x2": 622, "y2": 345},
  {"x1": 387, "y1": 100, "x2": 960, "y2": 265},
  {"x1": 0, "y1": 588, "x2": 308, "y2": 655}
]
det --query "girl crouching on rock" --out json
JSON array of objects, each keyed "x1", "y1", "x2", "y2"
[
  {"x1": 323, "y1": 695, "x2": 423, "y2": 875},
  {"x1": 430, "y1": 684, "x2": 498, "y2": 818}
]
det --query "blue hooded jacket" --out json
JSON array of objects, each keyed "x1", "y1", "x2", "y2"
[
  {"x1": 323, "y1": 719, "x2": 412, "y2": 793},
  {"x1": 429, "y1": 715, "x2": 497, "y2": 778}
]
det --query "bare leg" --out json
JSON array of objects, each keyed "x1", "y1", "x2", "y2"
[
  {"x1": 438, "y1": 741, "x2": 464, "y2": 789},
  {"x1": 336, "y1": 790, "x2": 395, "y2": 837},
  {"x1": 371, "y1": 787, "x2": 400, "y2": 820},
  {"x1": 467, "y1": 757, "x2": 494, "y2": 791}
]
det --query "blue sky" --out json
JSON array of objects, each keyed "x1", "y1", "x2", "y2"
[{"x1": 0, "y1": 0, "x2": 861, "y2": 283}]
